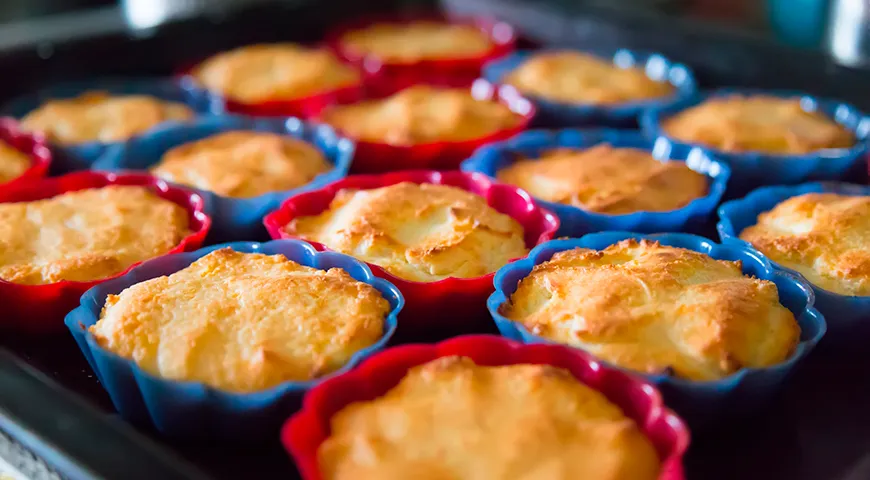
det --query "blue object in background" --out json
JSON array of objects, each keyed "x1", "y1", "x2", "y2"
[
  {"x1": 767, "y1": 0, "x2": 829, "y2": 48},
  {"x1": 2, "y1": 77, "x2": 220, "y2": 172},
  {"x1": 65, "y1": 239, "x2": 403, "y2": 438},
  {"x1": 93, "y1": 116, "x2": 354, "y2": 243},
  {"x1": 488, "y1": 232, "x2": 825, "y2": 428}
]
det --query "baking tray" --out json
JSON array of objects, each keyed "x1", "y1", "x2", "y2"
[{"x1": 2, "y1": 1, "x2": 870, "y2": 479}]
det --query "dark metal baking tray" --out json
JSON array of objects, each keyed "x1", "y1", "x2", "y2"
[{"x1": 2, "y1": 1, "x2": 870, "y2": 479}]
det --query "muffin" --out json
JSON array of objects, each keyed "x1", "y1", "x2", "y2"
[
  {"x1": 739, "y1": 192, "x2": 870, "y2": 296},
  {"x1": 190, "y1": 44, "x2": 361, "y2": 104},
  {"x1": 318, "y1": 355, "x2": 661, "y2": 480},
  {"x1": 338, "y1": 21, "x2": 494, "y2": 63},
  {"x1": 89, "y1": 248, "x2": 391, "y2": 393},
  {"x1": 0, "y1": 139, "x2": 30, "y2": 183},
  {"x1": 150, "y1": 130, "x2": 333, "y2": 198},
  {"x1": 503, "y1": 51, "x2": 675, "y2": 105},
  {"x1": 496, "y1": 144, "x2": 708, "y2": 214},
  {"x1": 500, "y1": 239, "x2": 800, "y2": 381},
  {"x1": 321, "y1": 85, "x2": 522, "y2": 145},
  {"x1": 19, "y1": 91, "x2": 194, "y2": 145},
  {"x1": 285, "y1": 182, "x2": 528, "y2": 282},
  {"x1": 662, "y1": 95, "x2": 855, "y2": 154},
  {"x1": 0, "y1": 185, "x2": 192, "y2": 285}
]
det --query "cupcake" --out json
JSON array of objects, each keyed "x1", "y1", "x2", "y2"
[{"x1": 0, "y1": 118, "x2": 51, "y2": 190}]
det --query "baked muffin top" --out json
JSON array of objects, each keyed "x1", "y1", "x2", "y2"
[
  {"x1": 503, "y1": 51, "x2": 675, "y2": 104},
  {"x1": 20, "y1": 91, "x2": 194, "y2": 145},
  {"x1": 191, "y1": 44, "x2": 361, "y2": 104},
  {"x1": 90, "y1": 248, "x2": 390, "y2": 393},
  {"x1": 496, "y1": 144, "x2": 708, "y2": 214},
  {"x1": 740, "y1": 192, "x2": 870, "y2": 296},
  {"x1": 318, "y1": 356, "x2": 661, "y2": 480},
  {"x1": 662, "y1": 95, "x2": 855, "y2": 154},
  {"x1": 500, "y1": 239, "x2": 800, "y2": 381},
  {"x1": 150, "y1": 130, "x2": 332, "y2": 198},
  {"x1": 0, "y1": 140, "x2": 30, "y2": 183},
  {"x1": 338, "y1": 21, "x2": 494, "y2": 63},
  {"x1": 285, "y1": 182, "x2": 528, "y2": 282},
  {"x1": 0, "y1": 186, "x2": 191, "y2": 285},
  {"x1": 321, "y1": 85, "x2": 522, "y2": 145}
]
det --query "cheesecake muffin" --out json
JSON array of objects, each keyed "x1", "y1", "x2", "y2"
[
  {"x1": 19, "y1": 91, "x2": 194, "y2": 145},
  {"x1": 500, "y1": 239, "x2": 800, "y2": 381},
  {"x1": 0, "y1": 185, "x2": 191, "y2": 285},
  {"x1": 190, "y1": 44, "x2": 361, "y2": 104},
  {"x1": 318, "y1": 356, "x2": 661, "y2": 480},
  {"x1": 321, "y1": 85, "x2": 522, "y2": 146},
  {"x1": 338, "y1": 21, "x2": 494, "y2": 63},
  {"x1": 285, "y1": 182, "x2": 528, "y2": 282},
  {"x1": 0, "y1": 140, "x2": 30, "y2": 183},
  {"x1": 503, "y1": 51, "x2": 675, "y2": 105},
  {"x1": 662, "y1": 95, "x2": 855, "y2": 154},
  {"x1": 89, "y1": 248, "x2": 390, "y2": 393},
  {"x1": 150, "y1": 130, "x2": 332, "y2": 198},
  {"x1": 740, "y1": 192, "x2": 870, "y2": 296},
  {"x1": 497, "y1": 144, "x2": 708, "y2": 214}
]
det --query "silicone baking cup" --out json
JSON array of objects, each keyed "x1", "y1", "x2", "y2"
[
  {"x1": 0, "y1": 117, "x2": 52, "y2": 191},
  {"x1": 321, "y1": 79, "x2": 534, "y2": 172},
  {"x1": 483, "y1": 48, "x2": 697, "y2": 127},
  {"x1": 178, "y1": 51, "x2": 366, "y2": 118},
  {"x1": 640, "y1": 88, "x2": 870, "y2": 193},
  {"x1": 326, "y1": 14, "x2": 517, "y2": 97},
  {"x1": 1, "y1": 78, "x2": 218, "y2": 172},
  {"x1": 282, "y1": 335, "x2": 689, "y2": 480},
  {"x1": 461, "y1": 129, "x2": 730, "y2": 237},
  {"x1": 64, "y1": 239, "x2": 403, "y2": 438},
  {"x1": 488, "y1": 232, "x2": 826, "y2": 426},
  {"x1": 93, "y1": 116, "x2": 354, "y2": 242},
  {"x1": 718, "y1": 182, "x2": 870, "y2": 347},
  {"x1": 0, "y1": 171, "x2": 210, "y2": 333},
  {"x1": 263, "y1": 170, "x2": 559, "y2": 338}
]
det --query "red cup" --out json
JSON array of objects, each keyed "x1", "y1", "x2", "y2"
[
  {"x1": 282, "y1": 335, "x2": 690, "y2": 480},
  {"x1": 0, "y1": 171, "x2": 211, "y2": 333},
  {"x1": 263, "y1": 170, "x2": 558, "y2": 337},
  {"x1": 319, "y1": 79, "x2": 535, "y2": 173},
  {"x1": 326, "y1": 13, "x2": 517, "y2": 97},
  {"x1": 0, "y1": 117, "x2": 51, "y2": 191}
]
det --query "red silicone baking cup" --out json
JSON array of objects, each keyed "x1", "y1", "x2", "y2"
[
  {"x1": 0, "y1": 117, "x2": 51, "y2": 191},
  {"x1": 263, "y1": 170, "x2": 558, "y2": 335},
  {"x1": 320, "y1": 79, "x2": 535, "y2": 173},
  {"x1": 178, "y1": 53, "x2": 367, "y2": 119},
  {"x1": 282, "y1": 335, "x2": 689, "y2": 480},
  {"x1": 326, "y1": 13, "x2": 517, "y2": 97},
  {"x1": 0, "y1": 171, "x2": 211, "y2": 333}
]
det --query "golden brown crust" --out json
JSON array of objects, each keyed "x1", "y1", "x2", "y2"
[
  {"x1": 0, "y1": 140, "x2": 29, "y2": 183},
  {"x1": 150, "y1": 130, "x2": 332, "y2": 198},
  {"x1": 90, "y1": 248, "x2": 390, "y2": 393},
  {"x1": 496, "y1": 144, "x2": 708, "y2": 214},
  {"x1": 740, "y1": 192, "x2": 870, "y2": 295},
  {"x1": 662, "y1": 95, "x2": 855, "y2": 154},
  {"x1": 285, "y1": 182, "x2": 528, "y2": 282},
  {"x1": 339, "y1": 21, "x2": 493, "y2": 62},
  {"x1": 0, "y1": 186, "x2": 191, "y2": 285},
  {"x1": 318, "y1": 356, "x2": 661, "y2": 480},
  {"x1": 191, "y1": 44, "x2": 360, "y2": 103},
  {"x1": 500, "y1": 239, "x2": 799, "y2": 381},
  {"x1": 321, "y1": 85, "x2": 521, "y2": 145},
  {"x1": 19, "y1": 91, "x2": 194, "y2": 145},
  {"x1": 504, "y1": 51, "x2": 674, "y2": 104}
]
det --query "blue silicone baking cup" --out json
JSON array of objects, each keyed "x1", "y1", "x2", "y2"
[
  {"x1": 718, "y1": 182, "x2": 870, "y2": 347},
  {"x1": 487, "y1": 232, "x2": 826, "y2": 427},
  {"x1": 482, "y1": 48, "x2": 697, "y2": 127},
  {"x1": 93, "y1": 116, "x2": 354, "y2": 242},
  {"x1": 2, "y1": 77, "x2": 221, "y2": 173},
  {"x1": 461, "y1": 129, "x2": 730, "y2": 237},
  {"x1": 64, "y1": 239, "x2": 403, "y2": 438},
  {"x1": 640, "y1": 88, "x2": 870, "y2": 194}
]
